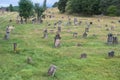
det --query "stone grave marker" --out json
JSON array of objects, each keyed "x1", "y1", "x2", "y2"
[
  {"x1": 80, "y1": 53, "x2": 87, "y2": 59},
  {"x1": 82, "y1": 32, "x2": 87, "y2": 38},
  {"x1": 108, "y1": 51, "x2": 114, "y2": 57},
  {"x1": 73, "y1": 32, "x2": 78, "y2": 38},
  {"x1": 43, "y1": 29, "x2": 48, "y2": 38},
  {"x1": 47, "y1": 65, "x2": 57, "y2": 77},
  {"x1": 54, "y1": 33, "x2": 61, "y2": 48}
]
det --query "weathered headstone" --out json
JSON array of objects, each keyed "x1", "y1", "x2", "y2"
[
  {"x1": 113, "y1": 36, "x2": 118, "y2": 44},
  {"x1": 108, "y1": 51, "x2": 114, "y2": 57},
  {"x1": 73, "y1": 32, "x2": 78, "y2": 38},
  {"x1": 80, "y1": 53, "x2": 87, "y2": 59},
  {"x1": 54, "y1": 23, "x2": 57, "y2": 28},
  {"x1": 54, "y1": 33, "x2": 61, "y2": 48},
  {"x1": 4, "y1": 26, "x2": 10, "y2": 40},
  {"x1": 74, "y1": 18, "x2": 78, "y2": 26},
  {"x1": 47, "y1": 65, "x2": 57, "y2": 77},
  {"x1": 43, "y1": 29, "x2": 48, "y2": 38},
  {"x1": 85, "y1": 27, "x2": 89, "y2": 32},
  {"x1": 58, "y1": 26, "x2": 61, "y2": 32},
  {"x1": 107, "y1": 33, "x2": 113, "y2": 45},
  {"x1": 82, "y1": 32, "x2": 87, "y2": 38},
  {"x1": 26, "y1": 57, "x2": 33, "y2": 64},
  {"x1": 13, "y1": 43, "x2": 17, "y2": 52}
]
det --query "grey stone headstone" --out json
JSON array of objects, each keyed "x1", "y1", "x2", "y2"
[
  {"x1": 73, "y1": 32, "x2": 78, "y2": 38},
  {"x1": 47, "y1": 65, "x2": 57, "y2": 77},
  {"x1": 108, "y1": 51, "x2": 114, "y2": 57},
  {"x1": 113, "y1": 36, "x2": 118, "y2": 44},
  {"x1": 54, "y1": 33, "x2": 61, "y2": 48},
  {"x1": 26, "y1": 57, "x2": 33, "y2": 64},
  {"x1": 80, "y1": 53, "x2": 87, "y2": 59},
  {"x1": 107, "y1": 33, "x2": 113, "y2": 45},
  {"x1": 43, "y1": 29, "x2": 48, "y2": 38},
  {"x1": 83, "y1": 32, "x2": 87, "y2": 38}
]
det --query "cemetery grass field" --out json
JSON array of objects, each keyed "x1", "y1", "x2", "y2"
[{"x1": 0, "y1": 8, "x2": 120, "y2": 80}]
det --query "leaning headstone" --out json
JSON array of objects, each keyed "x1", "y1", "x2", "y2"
[
  {"x1": 108, "y1": 51, "x2": 114, "y2": 57},
  {"x1": 107, "y1": 33, "x2": 113, "y2": 45},
  {"x1": 82, "y1": 32, "x2": 87, "y2": 38},
  {"x1": 74, "y1": 18, "x2": 78, "y2": 26},
  {"x1": 13, "y1": 43, "x2": 17, "y2": 52},
  {"x1": 58, "y1": 26, "x2": 61, "y2": 32},
  {"x1": 47, "y1": 65, "x2": 57, "y2": 77},
  {"x1": 26, "y1": 57, "x2": 33, "y2": 64},
  {"x1": 85, "y1": 27, "x2": 89, "y2": 32},
  {"x1": 80, "y1": 53, "x2": 87, "y2": 59},
  {"x1": 4, "y1": 26, "x2": 10, "y2": 40},
  {"x1": 54, "y1": 23, "x2": 57, "y2": 28},
  {"x1": 113, "y1": 36, "x2": 118, "y2": 44},
  {"x1": 54, "y1": 33, "x2": 61, "y2": 48},
  {"x1": 43, "y1": 29, "x2": 48, "y2": 38},
  {"x1": 73, "y1": 32, "x2": 78, "y2": 38}
]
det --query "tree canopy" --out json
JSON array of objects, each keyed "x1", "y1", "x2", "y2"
[
  {"x1": 19, "y1": 0, "x2": 34, "y2": 21},
  {"x1": 58, "y1": 0, "x2": 120, "y2": 16}
]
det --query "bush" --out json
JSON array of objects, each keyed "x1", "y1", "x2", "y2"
[{"x1": 107, "y1": 5, "x2": 117, "y2": 16}]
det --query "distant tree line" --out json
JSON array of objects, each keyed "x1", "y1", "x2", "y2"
[{"x1": 58, "y1": 0, "x2": 120, "y2": 16}]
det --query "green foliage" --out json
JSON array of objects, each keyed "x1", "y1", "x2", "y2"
[
  {"x1": 107, "y1": 5, "x2": 117, "y2": 16},
  {"x1": 34, "y1": 3, "x2": 44, "y2": 21},
  {"x1": 65, "y1": 0, "x2": 101, "y2": 15},
  {"x1": 19, "y1": 0, "x2": 34, "y2": 21},
  {"x1": 58, "y1": 0, "x2": 68, "y2": 13},
  {"x1": 43, "y1": 0, "x2": 47, "y2": 10},
  {"x1": 60, "y1": 0, "x2": 120, "y2": 16},
  {"x1": 9, "y1": 4, "x2": 14, "y2": 12},
  {"x1": 52, "y1": 2, "x2": 58, "y2": 7}
]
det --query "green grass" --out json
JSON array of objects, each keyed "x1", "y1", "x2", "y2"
[{"x1": 0, "y1": 9, "x2": 120, "y2": 80}]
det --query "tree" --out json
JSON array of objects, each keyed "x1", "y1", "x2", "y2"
[
  {"x1": 52, "y1": 2, "x2": 58, "y2": 7},
  {"x1": 107, "y1": 5, "x2": 117, "y2": 16},
  {"x1": 19, "y1": 0, "x2": 33, "y2": 23},
  {"x1": 34, "y1": 3, "x2": 44, "y2": 22},
  {"x1": 58, "y1": 0, "x2": 68, "y2": 13},
  {"x1": 43, "y1": 0, "x2": 47, "y2": 10},
  {"x1": 9, "y1": 4, "x2": 14, "y2": 12}
]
